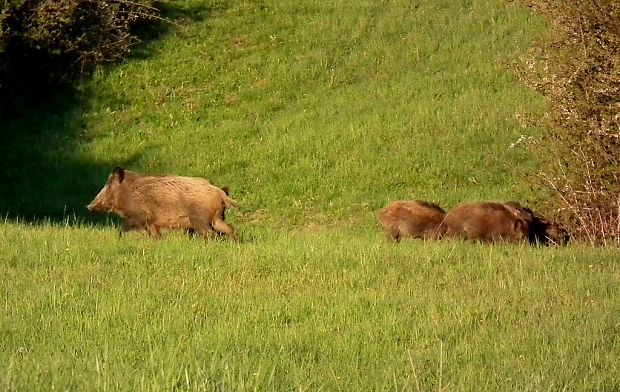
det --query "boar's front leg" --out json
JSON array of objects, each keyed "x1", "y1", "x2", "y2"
[
  {"x1": 119, "y1": 218, "x2": 161, "y2": 238},
  {"x1": 119, "y1": 218, "x2": 146, "y2": 237}
]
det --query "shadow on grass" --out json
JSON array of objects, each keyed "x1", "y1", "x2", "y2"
[
  {"x1": 0, "y1": 2, "x2": 225, "y2": 226},
  {"x1": 0, "y1": 87, "x2": 141, "y2": 226}
]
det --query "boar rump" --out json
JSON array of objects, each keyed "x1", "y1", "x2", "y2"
[{"x1": 378, "y1": 200, "x2": 446, "y2": 241}]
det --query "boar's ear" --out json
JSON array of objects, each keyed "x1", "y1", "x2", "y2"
[{"x1": 112, "y1": 166, "x2": 125, "y2": 183}]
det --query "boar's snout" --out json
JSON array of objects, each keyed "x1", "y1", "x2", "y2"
[
  {"x1": 86, "y1": 192, "x2": 111, "y2": 213},
  {"x1": 87, "y1": 181, "x2": 114, "y2": 214},
  {"x1": 86, "y1": 191, "x2": 108, "y2": 213},
  {"x1": 86, "y1": 198, "x2": 101, "y2": 212}
]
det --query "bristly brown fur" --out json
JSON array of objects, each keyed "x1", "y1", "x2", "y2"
[
  {"x1": 378, "y1": 200, "x2": 446, "y2": 242},
  {"x1": 442, "y1": 202, "x2": 529, "y2": 243},
  {"x1": 87, "y1": 167, "x2": 238, "y2": 240}
]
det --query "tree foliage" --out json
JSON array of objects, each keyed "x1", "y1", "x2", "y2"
[{"x1": 0, "y1": 0, "x2": 160, "y2": 98}]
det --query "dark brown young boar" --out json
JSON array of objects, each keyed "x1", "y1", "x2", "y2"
[
  {"x1": 442, "y1": 202, "x2": 529, "y2": 243},
  {"x1": 502, "y1": 201, "x2": 569, "y2": 245},
  {"x1": 378, "y1": 200, "x2": 446, "y2": 241},
  {"x1": 87, "y1": 167, "x2": 238, "y2": 240}
]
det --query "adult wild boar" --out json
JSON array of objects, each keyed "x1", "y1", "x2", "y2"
[
  {"x1": 87, "y1": 167, "x2": 238, "y2": 240},
  {"x1": 442, "y1": 201, "x2": 529, "y2": 243},
  {"x1": 502, "y1": 201, "x2": 569, "y2": 245},
  {"x1": 378, "y1": 200, "x2": 446, "y2": 241}
]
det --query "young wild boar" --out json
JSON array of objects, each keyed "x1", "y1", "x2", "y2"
[
  {"x1": 442, "y1": 201, "x2": 529, "y2": 243},
  {"x1": 502, "y1": 201, "x2": 569, "y2": 245},
  {"x1": 87, "y1": 167, "x2": 238, "y2": 240},
  {"x1": 378, "y1": 200, "x2": 446, "y2": 241}
]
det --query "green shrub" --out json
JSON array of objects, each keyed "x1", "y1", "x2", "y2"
[
  {"x1": 517, "y1": 0, "x2": 620, "y2": 245},
  {"x1": 0, "y1": 0, "x2": 159, "y2": 98}
]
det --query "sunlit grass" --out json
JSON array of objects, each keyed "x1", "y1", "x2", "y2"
[
  {"x1": 2, "y1": 222, "x2": 619, "y2": 390},
  {"x1": 2, "y1": 0, "x2": 619, "y2": 390},
  {"x1": 71, "y1": 0, "x2": 549, "y2": 224}
]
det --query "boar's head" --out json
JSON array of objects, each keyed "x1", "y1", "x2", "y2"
[
  {"x1": 87, "y1": 167, "x2": 126, "y2": 214},
  {"x1": 543, "y1": 220, "x2": 570, "y2": 245}
]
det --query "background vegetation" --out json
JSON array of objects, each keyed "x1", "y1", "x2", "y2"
[
  {"x1": 516, "y1": 0, "x2": 620, "y2": 244},
  {"x1": 1, "y1": 0, "x2": 619, "y2": 390},
  {"x1": 0, "y1": 0, "x2": 159, "y2": 101}
]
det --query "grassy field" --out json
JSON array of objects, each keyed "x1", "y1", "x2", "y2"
[
  {"x1": 2, "y1": 223, "x2": 619, "y2": 390},
  {"x1": 1, "y1": 0, "x2": 619, "y2": 390}
]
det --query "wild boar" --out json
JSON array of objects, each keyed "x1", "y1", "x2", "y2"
[
  {"x1": 442, "y1": 201, "x2": 529, "y2": 243},
  {"x1": 378, "y1": 200, "x2": 446, "y2": 241},
  {"x1": 502, "y1": 201, "x2": 569, "y2": 245},
  {"x1": 87, "y1": 167, "x2": 238, "y2": 240}
]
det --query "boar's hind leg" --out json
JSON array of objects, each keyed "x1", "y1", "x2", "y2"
[
  {"x1": 212, "y1": 218, "x2": 238, "y2": 242},
  {"x1": 189, "y1": 217, "x2": 217, "y2": 239}
]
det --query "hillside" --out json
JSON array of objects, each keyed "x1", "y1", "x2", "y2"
[
  {"x1": 1, "y1": 1, "x2": 619, "y2": 391},
  {"x1": 2, "y1": 0, "x2": 546, "y2": 226}
]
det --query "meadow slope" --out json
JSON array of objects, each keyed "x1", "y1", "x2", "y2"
[{"x1": 1, "y1": 0, "x2": 619, "y2": 390}]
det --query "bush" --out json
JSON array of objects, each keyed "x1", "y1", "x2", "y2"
[
  {"x1": 516, "y1": 0, "x2": 620, "y2": 245},
  {"x1": 0, "y1": 0, "x2": 160, "y2": 98}
]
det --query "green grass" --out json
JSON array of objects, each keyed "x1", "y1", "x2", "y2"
[
  {"x1": 2, "y1": 0, "x2": 547, "y2": 222},
  {"x1": 2, "y1": 0, "x2": 619, "y2": 390},
  {"x1": 2, "y1": 223, "x2": 619, "y2": 390},
  {"x1": 83, "y1": 0, "x2": 545, "y2": 220}
]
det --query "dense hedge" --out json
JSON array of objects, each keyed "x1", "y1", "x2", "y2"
[
  {"x1": 517, "y1": 0, "x2": 620, "y2": 244},
  {"x1": 0, "y1": 0, "x2": 159, "y2": 97}
]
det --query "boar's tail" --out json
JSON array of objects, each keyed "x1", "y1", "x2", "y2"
[
  {"x1": 217, "y1": 186, "x2": 239, "y2": 208},
  {"x1": 223, "y1": 194, "x2": 240, "y2": 209}
]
